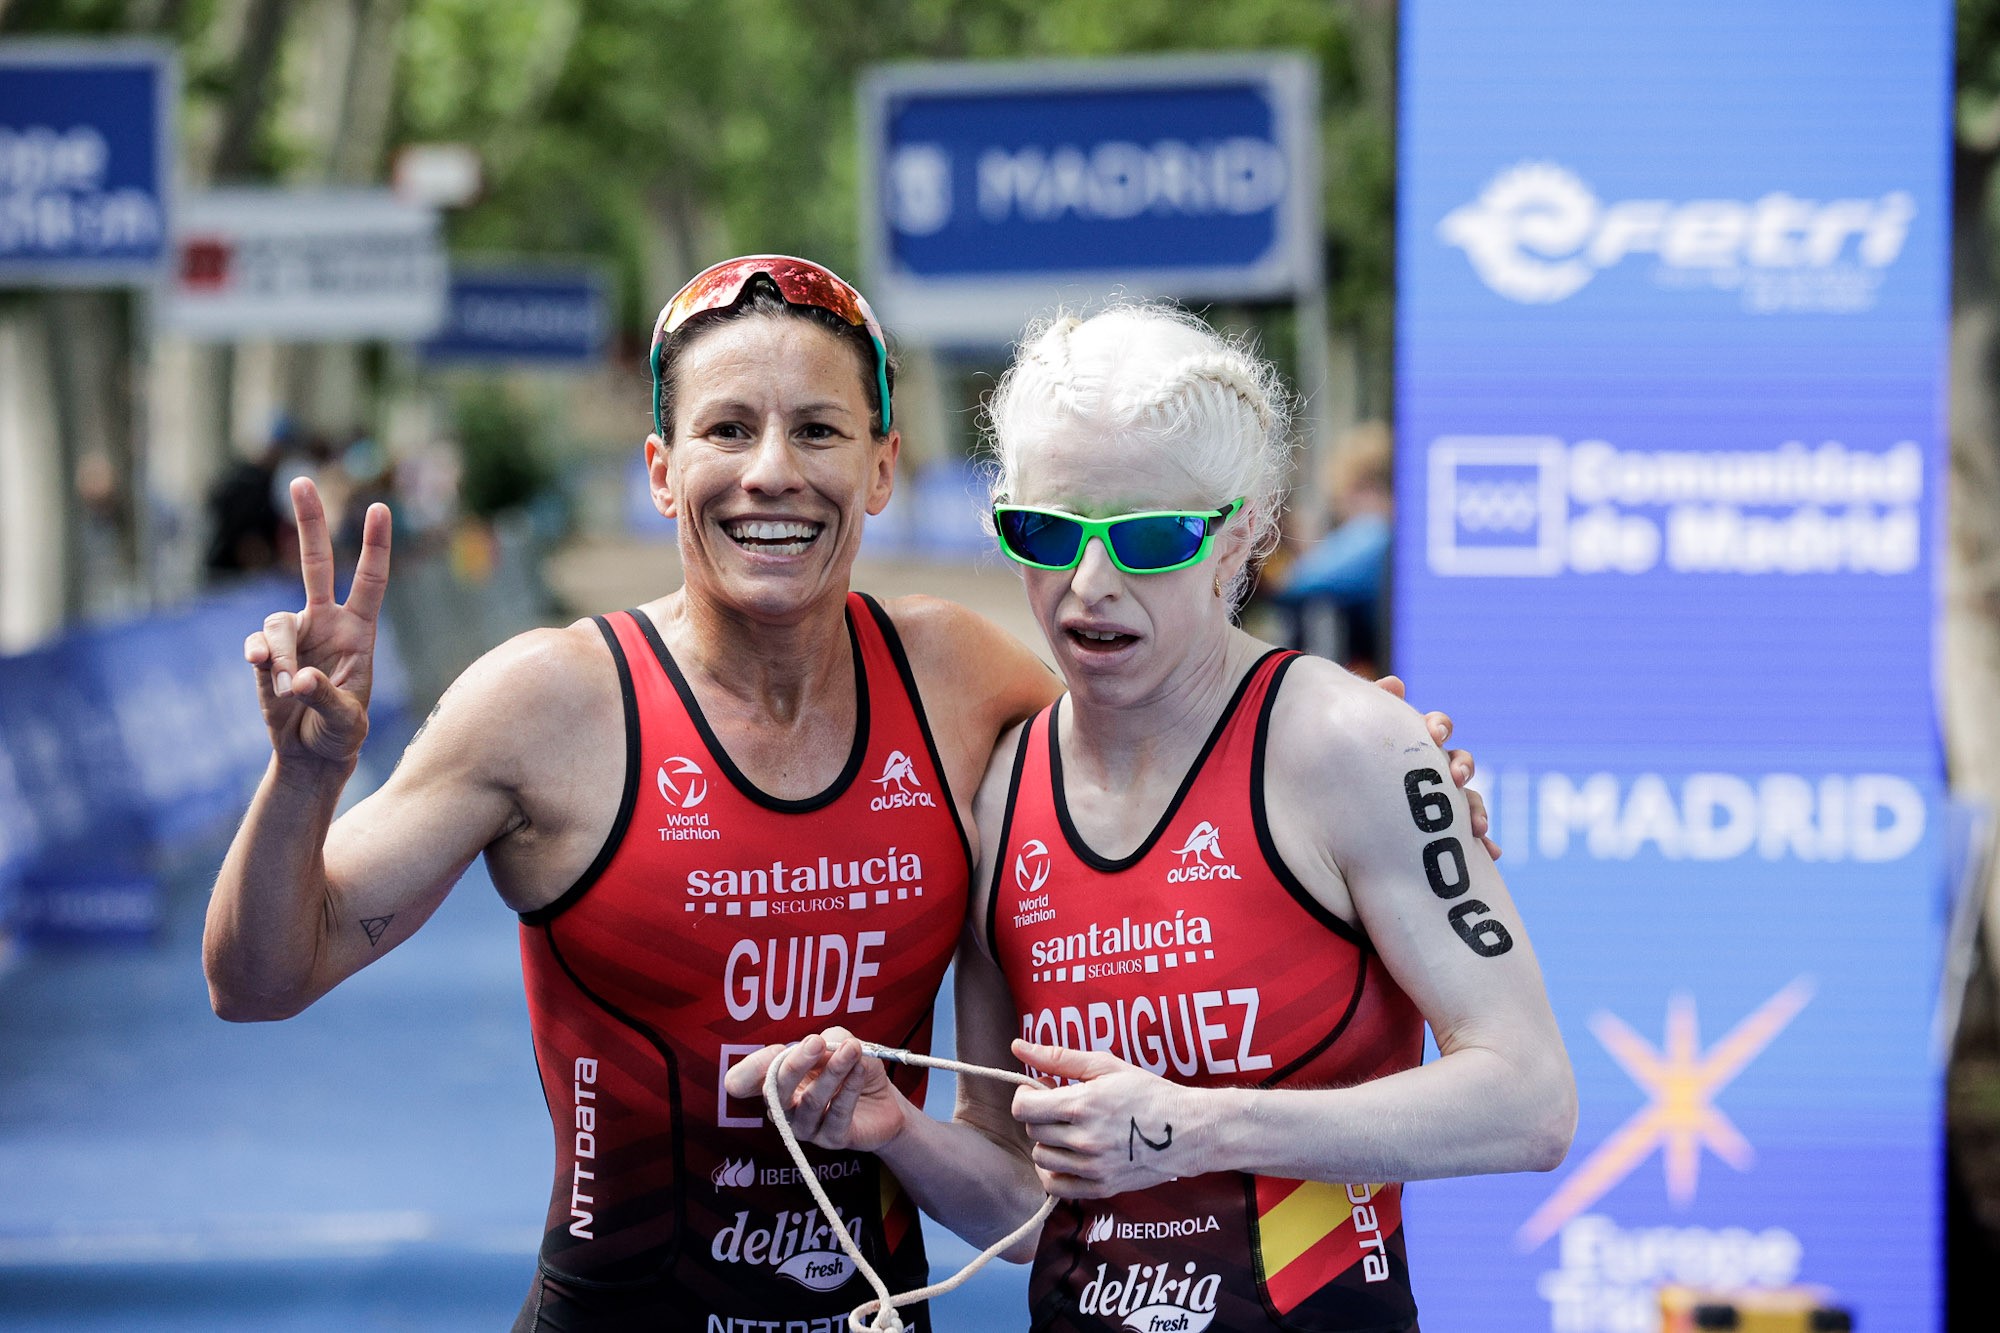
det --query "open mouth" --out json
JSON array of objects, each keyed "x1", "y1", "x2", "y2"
[
  {"x1": 1066, "y1": 627, "x2": 1138, "y2": 653},
  {"x1": 723, "y1": 518, "x2": 823, "y2": 556}
]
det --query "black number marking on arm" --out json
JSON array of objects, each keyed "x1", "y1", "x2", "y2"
[
  {"x1": 1447, "y1": 900, "x2": 1514, "y2": 958},
  {"x1": 1403, "y1": 768, "x2": 1453, "y2": 832},
  {"x1": 1423, "y1": 837, "x2": 1470, "y2": 899},
  {"x1": 1403, "y1": 768, "x2": 1511, "y2": 958},
  {"x1": 1128, "y1": 1118, "x2": 1174, "y2": 1161}
]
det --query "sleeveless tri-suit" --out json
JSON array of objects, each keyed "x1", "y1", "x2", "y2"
[
  {"x1": 986, "y1": 650, "x2": 1426, "y2": 1333},
  {"x1": 513, "y1": 593, "x2": 969, "y2": 1333}
]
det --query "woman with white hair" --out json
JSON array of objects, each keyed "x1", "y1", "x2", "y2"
[{"x1": 745, "y1": 304, "x2": 1574, "y2": 1332}]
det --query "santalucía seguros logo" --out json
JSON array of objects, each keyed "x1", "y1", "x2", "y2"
[{"x1": 1437, "y1": 161, "x2": 1915, "y2": 307}]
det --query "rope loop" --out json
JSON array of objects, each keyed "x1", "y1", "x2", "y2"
[{"x1": 761, "y1": 1042, "x2": 1057, "y2": 1333}]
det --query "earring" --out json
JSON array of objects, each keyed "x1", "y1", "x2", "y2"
[{"x1": 1213, "y1": 568, "x2": 1224, "y2": 598}]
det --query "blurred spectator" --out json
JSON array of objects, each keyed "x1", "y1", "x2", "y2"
[
  {"x1": 202, "y1": 443, "x2": 281, "y2": 576},
  {"x1": 393, "y1": 437, "x2": 463, "y2": 549},
  {"x1": 1273, "y1": 421, "x2": 1394, "y2": 674},
  {"x1": 335, "y1": 433, "x2": 392, "y2": 559}
]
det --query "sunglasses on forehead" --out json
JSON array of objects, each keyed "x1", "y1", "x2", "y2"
[
  {"x1": 648, "y1": 255, "x2": 893, "y2": 437},
  {"x1": 992, "y1": 499, "x2": 1246, "y2": 575}
]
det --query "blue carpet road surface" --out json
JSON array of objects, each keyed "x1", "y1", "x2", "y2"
[{"x1": 0, "y1": 796, "x2": 1028, "y2": 1329}]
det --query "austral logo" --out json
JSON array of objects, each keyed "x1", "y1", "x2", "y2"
[
  {"x1": 657, "y1": 756, "x2": 708, "y2": 809},
  {"x1": 870, "y1": 749, "x2": 937, "y2": 811},
  {"x1": 1167, "y1": 821, "x2": 1239, "y2": 884},
  {"x1": 1017, "y1": 838, "x2": 1052, "y2": 895}
]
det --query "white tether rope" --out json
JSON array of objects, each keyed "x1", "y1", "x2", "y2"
[{"x1": 762, "y1": 1041, "x2": 1058, "y2": 1333}]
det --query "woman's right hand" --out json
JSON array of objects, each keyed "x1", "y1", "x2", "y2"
[
  {"x1": 244, "y1": 478, "x2": 392, "y2": 768},
  {"x1": 725, "y1": 1029, "x2": 911, "y2": 1154}
]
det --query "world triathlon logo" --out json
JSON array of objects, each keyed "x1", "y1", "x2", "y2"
[
  {"x1": 1168, "y1": 821, "x2": 1239, "y2": 884},
  {"x1": 1437, "y1": 161, "x2": 1915, "y2": 312},
  {"x1": 657, "y1": 755, "x2": 708, "y2": 809},
  {"x1": 1016, "y1": 838, "x2": 1051, "y2": 895},
  {"x1": 870, "y1": 749, "x2": 937, "y2": 811}
]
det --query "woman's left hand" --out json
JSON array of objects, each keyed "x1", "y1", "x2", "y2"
[{"x1": 1010, "y1": 1040, "x2": 1200, "y2": 1198}]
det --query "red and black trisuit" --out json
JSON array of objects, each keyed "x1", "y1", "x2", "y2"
[
  {"x1": 513, "y1": 594, "x2": 969, "y2": 1333},
  {"x1": 987, "y1": 651, "x2": 1425, "y2": 1333}
]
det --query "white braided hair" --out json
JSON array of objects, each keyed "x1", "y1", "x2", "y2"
[{"x1": 983, "y1": 303, "x2": 1295, "y2": 609}]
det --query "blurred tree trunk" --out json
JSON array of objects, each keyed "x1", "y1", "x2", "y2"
[
  {"x1": 281, "y1": 0, "x2": 407, "y2": 429},
  {"x1": 211, "y1": 0, "x2": 297, "y2": 182},
  {"x1": 1948, "y1": 128, "x2": 2000, "y2": 1009},
  {"x1": 1346, "y1": 0, "x2": 1396, "y2": 422}
]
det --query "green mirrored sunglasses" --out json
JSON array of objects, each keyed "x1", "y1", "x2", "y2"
[{"x1": 992, "y1": 498, "x2": 1245, "y2": 575}]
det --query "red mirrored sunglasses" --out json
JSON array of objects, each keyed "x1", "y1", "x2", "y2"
[{"x1": 648, "y1": 254, "x2": 892, "y2": 436}]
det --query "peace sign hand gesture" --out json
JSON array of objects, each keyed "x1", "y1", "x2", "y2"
[{"x1": 243, "y1": 477, "x2": 392, "y2": 768}]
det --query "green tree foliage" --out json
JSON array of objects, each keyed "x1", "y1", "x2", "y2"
[
  {"x1": 453, "y1": 385, "x2": 553, "y2": 517},
  {"x1": 392, "y1": 0, "x2": 1398, "y2": 358},
  {"x1": 1, "y1": 0, "x2": 1400, "y2": 388}
]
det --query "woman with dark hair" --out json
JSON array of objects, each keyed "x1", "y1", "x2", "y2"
[{"x1": 201, "y1": 259, "x2": 1486, "y2": 1333}]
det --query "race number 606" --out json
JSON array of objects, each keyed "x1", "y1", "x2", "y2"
[{"x1": 1402, "y1": 769, "x2": 1513, "y2": 958}]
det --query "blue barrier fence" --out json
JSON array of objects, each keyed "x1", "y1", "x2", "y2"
[{"x1": 0, "y1": 579, "x2": 410, "y2": 944}]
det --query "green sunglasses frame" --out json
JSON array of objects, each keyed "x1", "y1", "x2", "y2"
[{"x1": 991, "y1": 498, "x2": 1246, "y2": 575}]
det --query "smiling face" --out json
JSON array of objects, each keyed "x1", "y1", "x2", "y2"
[
  {"x1": 1009, "y1": 420, "x2": 1248, "y2": 709},
  {"x1": 646, "y1": 315, "x2": 897, "y2": 624}
]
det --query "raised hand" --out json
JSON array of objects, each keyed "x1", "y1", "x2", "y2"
[{"x1": 243, "y1": 478, "x2": 392, "y2": 767}]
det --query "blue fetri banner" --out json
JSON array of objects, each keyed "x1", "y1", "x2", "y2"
[
  {"x1": 0, "y1": 43, "x2": 174, "y2": 284},
  {"x1": 1395, "y1": 4, "x2": 1950, "y2": 1329},
  {"x1": 1418, "y1": 751, "x2": 1945, "y2": 1332},
  {"x1": 421, "y1": 264, "x2": 609, "y2": 365},
  {"x1": 860, "y1": 55, "x2": 1319, "y2": 340}
]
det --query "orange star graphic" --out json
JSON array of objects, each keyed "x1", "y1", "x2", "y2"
[{"x1": 1515, "y1": 976, "x2": 1815, "y2": 1251}]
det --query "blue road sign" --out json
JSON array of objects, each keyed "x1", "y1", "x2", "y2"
[
  {"x1": 1395, "y1": 4, "x2": 1951, "y2": 1330},
  {"x1": 421, "y1": 264, "x2": 609, "y2": 365},
  {"x1": 860, "y1": 55, "x2": 1319, "y2": 341},
  {"x1": 0, "y1": 42, "x2": 174, "y2": 285}
]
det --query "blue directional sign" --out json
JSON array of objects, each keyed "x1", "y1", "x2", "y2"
[
  {"x1": 860, "y1": 55, "x2": 1319, "y2": 340},
  {"x1": 0, "y1": 43, "x2": 174, "y2": 285},
  {"x1": 1395, "y1": 4, "x2": 1950, "y2": 1330},
  {"x1": 421, "y1": 263, "x2": 609, "y2": 365}
]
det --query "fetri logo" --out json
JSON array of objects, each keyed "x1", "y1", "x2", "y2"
[
  {"x1": 870, "y1": 749, "x2": 937, "y2": 811},
  {"x1": 1438, "y1": 161, "x2": 1916, "y2": 311},
  {"x1": 1168, "y1": 822, "x2": 1239, "y2": 884},
  {"x1": 657, "y1": 755, "x2": 708, "y2": 810},
  {"x1": 711, "y1": 1157, "x2": 754, "y2": 1190},
  {"x1": 1017, "y1": 838, "x2": 1052, "y2": 895}
]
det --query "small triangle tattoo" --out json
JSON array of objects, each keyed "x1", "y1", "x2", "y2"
[{"x1": 360, "y1": 915, "x2": 394, "y2": 947}]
